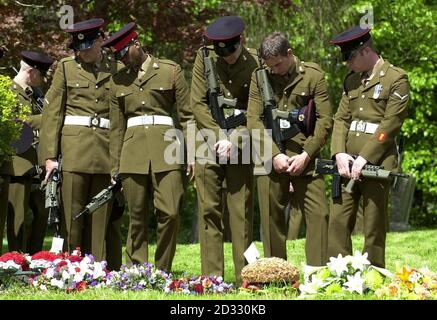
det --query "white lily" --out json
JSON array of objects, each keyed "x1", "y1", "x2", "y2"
[
  {"x1": 343, "y1": 272, "x2": 365, "y2": 294},
  {"x1": 299, "y1": 277, "x2": 326, "y2": 295},
  {"x1": 327, "y1": 254, "x2": 349, "y2": 277},
  {"x1": 350, "y1": 251, "x2": 371, "y2": 271}
]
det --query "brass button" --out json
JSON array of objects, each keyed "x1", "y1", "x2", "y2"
[
  {"x1": 142, "y1": 101, "x2": 145, "y2": 105},
  {"x1": 361, "y1": 94, "x2": 365, "y2": 98},
  {"x1": 301, "y1": 92, "x2": 306, "y2": 96},
  {"x1": 356, "y1": 133, "x2": 360, "y2": 137},
  {"x1": 140, "y1": 88, "x2": 143, "y2": 91},
  {"x1": 228, "y1": 80, "x2": 232, "y2": 84},
  {"x1": 95, "y1": 85, "x2": 99, "y2": 89},
  {"x1": 227, "y1": 92, "x2": 231, "y2": 96},
  {"x1": 95, "y1": 99, "x2": 98, "y2": 103},
  {"x1": 145, "y1": 126, "x2": 149, "y2": 129}
]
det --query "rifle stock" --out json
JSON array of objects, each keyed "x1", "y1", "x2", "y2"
[
  {"x1": 44, "y1": 168, "x2": 61, "y2": 237},
  {"x1": 73, "y1": 174, "x2": 122, "y2": 221}
]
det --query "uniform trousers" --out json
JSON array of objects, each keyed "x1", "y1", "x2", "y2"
[
  {"x1": 328, "y1": 178, "x2": 391, "y2": 267},
  {"x1": 123, "y1": 169, "x2": 183, "y2": 272},
  {"x1": 195, "y1": 162, "x2": 254, "y2": 284}
]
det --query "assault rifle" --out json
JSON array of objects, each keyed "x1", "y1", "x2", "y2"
[
  {"x1": 73, "y1": 174, "x2": 122, "y2": 221},
  {"x1": 314, "y1": 158, "x2": 410, "y2": 199},
  {"x1": 202, "y1": 39, "x2": 246, "y2": 129},
  {"x1": 255, "y1": 52, "x2": 301, "y2": 153},
  {"x1": 43, "y1": 168, "x2": 62, "y2": 237}
]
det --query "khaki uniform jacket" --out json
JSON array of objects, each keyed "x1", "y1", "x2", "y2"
[
  {"x1": 190, "y1": 46, "x2": 259, "y2": 144},
  {"x1": 7, "y1": 81, "x2": 41, "y2": 176},
  {"x1": 331, "y1": 60, "x2": 410, "y2": 170},
  {"x1": 39, "y1": 52, "x2": 123, "y2": 173},
  {"x1": 247, "y1": 56, "x2": 332, "y2": 175},
  {"x1": 109, "y1": 55, "x2": 191, "y2": 175}
]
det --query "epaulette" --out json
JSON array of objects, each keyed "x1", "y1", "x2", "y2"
[
  {"x1": 158, "y1": 58, "x2": 178, "y2": 67},
  {"x1": 388, "y1": 64, "x2": 407, "y2": 75},
  {"x1": 246, "y1": 47, "x2": 258, "y2": 57},
  {"x1": 60, "y1": 56, "x2": 75, "y2": 63},
  {"x1": 303, "y1": 61, "x2": 322, "y2": 72}
]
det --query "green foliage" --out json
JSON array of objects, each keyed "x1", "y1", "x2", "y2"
[
  {"x1": 0, "y1": 75, "x2": 22, "y2": 165},
  {"x1": 360, "y1": 0, "x2": 437, "y2": 225}
]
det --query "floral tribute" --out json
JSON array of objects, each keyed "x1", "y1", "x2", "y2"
[
  {"x1": 165, "y1": 275, "x2": 233, "y2": 294},
  {"x1": 105, "y1": 263, "x2": 171, "y2": 291},
  {"x1": 240, "y1": 257, "x2": 300, "y2": 292},
  {"x1": 0, "y1": 252, "x2": 30, "y2": 272},
  {"x1": 0, "y1": 249, "x2": 233, "y2": 295},
  {"x1": 29, "y1": 248, "x2": 109, "y2": 292},
  {"x1": 375, "y1": 266, "x2": 437, "y2": 300},
  {"x1": 299, "y1": 251, "x2": 392, "y2": 297}
]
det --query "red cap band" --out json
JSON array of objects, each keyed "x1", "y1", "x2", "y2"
[{"x1": 113, "y1": 31, "x2": 138, "y2": 52}]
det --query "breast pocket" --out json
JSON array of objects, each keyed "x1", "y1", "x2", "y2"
[
  {"x1": 368, "y1": 87, "x2": 389, "y2": 113},
  {"x1": 66, "y1": 80, "x2": 90, "y2": 105},
  {"x1": 149, "y1": 83, "x2": 174, "y2": 105},
  {"x1": 116, "y1": 89, "x2": 133, "y2": 108},
  {"x1": 290, "y1": 86, "x2": 311, "y2": 109}
]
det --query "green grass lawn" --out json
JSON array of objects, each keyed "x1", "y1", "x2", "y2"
[{"x1": 1, "y1": 229, "x2": 436, "y2": 300}]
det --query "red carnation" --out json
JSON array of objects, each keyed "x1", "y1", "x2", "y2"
[
  {"x1": 76, "y1": 281, "x2": 87, "y2": 291},
  {"x1": 193, "y1": 283, "x2": 204, "y2": 294},
  {"x1": 57, "y1": 260, "x2": 68, "y2": 268},
  {"x1": 31, "y1": 251, "x2": 62, "y2": 261},
  {"x1": 66, "y1": 255, "x2": 83, "y2": 263},
  {"x1": 0, "y1": 252, "x2": 28, "y2": 268}
]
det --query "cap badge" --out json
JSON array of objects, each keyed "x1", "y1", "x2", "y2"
[
  {"x1": 298, "y1": 114, "x2": 305, "y2": 122},
  {"x1": 218, "y1": 42, "x2": 226, "y2": 48},
  {"x1": 77, "y1": 33, "x2": 85, "y2": 40}
]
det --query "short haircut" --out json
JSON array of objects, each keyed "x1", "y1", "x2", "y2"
[{"x1": 259, "y1": 32, "x2": 291, "y2": 60}]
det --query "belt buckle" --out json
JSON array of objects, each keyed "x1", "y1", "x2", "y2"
[
  {"x1": 141, "y1": 115, "x2": 148, "y2": 126},
  {"x1": 356, "y1": 120, "x2": 366, "y2": 133},
  {"x1": 90, "y1": 116, "x2": 100, "y2": 127}
]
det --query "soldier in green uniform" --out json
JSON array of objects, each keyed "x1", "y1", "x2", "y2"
[
  {"x1": 329, "y1": 26, "x2": 410, "y2": 267},
  {"x1": 104, "y1": 22, "x2": 191, "y2": 272},
  {"x1": 39, "y1": 19, "x2": 123, "y2": 261},
  {"x1": 191, "y1": 16, "x2": 258, "y2": 283},
  {"x1": 247, "y1": 32, "x2": 332, "y2": 266},
  {"x1": 6, "y1": 51, "x2": 54, "y2": 253}
]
